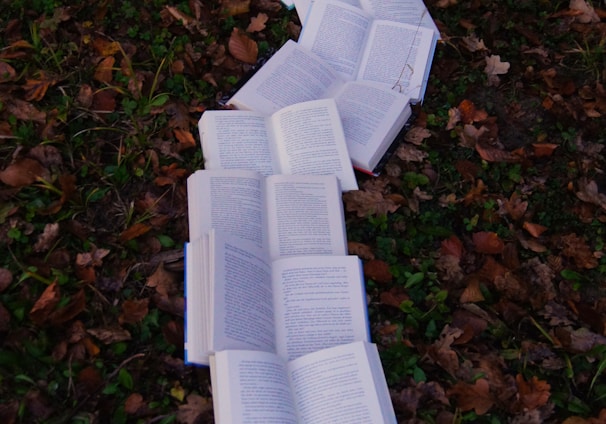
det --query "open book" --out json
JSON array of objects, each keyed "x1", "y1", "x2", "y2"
[
  {"x1": 298, "y1": 0, "x2": 437, "y2": 103},
  {"x1": 210, "y1": 341, "x2": 396, "y2": 423},
  {"x1": 187, "y1": 170, "x2": 347, "y2": 260},
  {"x1": 198, "y1": 99, "x2": 357, "y2": 191},
  {"x1": 227, "y1": 40, "x2": 413, "y2": 174},
  {"x1": 295, "y1": 0, "x2": 440, "y2": 41},
  {"x1": 185, "y1": 231, "x2": 370, "y2": 365}
]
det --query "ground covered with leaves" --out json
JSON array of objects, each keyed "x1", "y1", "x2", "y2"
[{"x1": 0, "y1": 0, "x2": 605, "y2": 422}]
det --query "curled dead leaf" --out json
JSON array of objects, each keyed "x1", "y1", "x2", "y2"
[
  {"x1": 473, "y1": 231, "x2": 505, "y2": 254},
  {"x1": 29, "y1": 282, "x2": 61, "y2": 326},
  {"x1": 228, "y1": 28, "x2": 258, "y2": 64},
  {"x1": 93, "y1": 56, "x2": 115, "y2": 84},
  {"x1": 523, "y1": 221, "x2": 548, "y2": 238},
  {"x1": 0, "y1": 158, "x2": 48, "y2": 187}
]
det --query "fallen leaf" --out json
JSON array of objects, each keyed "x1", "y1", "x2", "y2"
[
  {"x1": 523, "y1": 221, "x2": 548, "y2": 238},
  {"x1": 23, "y1": 71, "x2": 57, "y2": 101},
  {"x1": 347, "y1": 241, "x2": 375, "y2": 260},
  {"x1": 448, "y1": 378, "x2": 495, "y2": 415},
  {"x1": 460, "y1": 277, "x2": 485, "y2": 303},
  {"x1": 29, "y1": 282, "x2": 61, "y2": 326},
  {"x1": 119, "y1": 222, "x2": 151, "y2": 242},
  {"x1": 395, "y1": 144, "x2": 428, "y2": 162},
  {"x1": 119, "y1": 298, "x2": 149, "y2": 325},
  {"x1": 0, "y1": 62, "x2": 17, "y2": 82},
  {"x1": 515, "y1": 374, "x2": 551, "y2": 410},
  {"x1": 427, "y1": 325, "x2": 463, "y2": 376},
  {"x1": 0, "y1": 268, "x2": 12, "y2": 292},
  {"x1": 91, "y1": 88, "x2": 117, "y2": 112},
  {"x1": 34, "y1": 223, "x2": 60, "y2": 252},
  {"x1": 93, "y1": 56, "x2": 115, "y2": 84},
  {"x1": 485, "y1": 55, "x2": 510, "y2": 76},
  {"x1": 473, "y1": 231, "x2": 505, "y2": 254},
  {"x1": 77, "y1": 366, "x2": 103, "y2": 395},
  {"x1": 475, "y1": 142, "x2": 522, "y2": 163},
  {"x1": 0, "y1": 158, "x2": 47, "y2": 187},
  {"x1": 228, "y1": 28, "x2": 258, "y2": 64},
  {"x1": 173, "y1": 128, "x2": 197, "y2": 151},
  {"x1": 559, "y1": 233, "x2": 598, "y2": 269},
  {"x1": 247, "y1": 13, "x2": 268, "y2": 32},
  {"x1": 221, "y1": 0, "x2": 251, "y2": 16},
  {"x1": 146, "y1": 263, "x2": 179, "y2": 297},
  {"x1": 435, "y1": 0, "x2": 457, "y2": 7},
  {"x1": 532, "y1": 143, "x2": 558, "y2": 157},
  {"x1": 87, "y1": 326, "x2": 132, "y2": 344},
  {"x1": 569, "y1": 0, "x2": 600, "y2": 23},
  {"x1": 177, "y1": 394, "x2": 213, "y2": 424},
  {"x1": 461, "y1": 34, "x2": 487, "y2": 52},
  {"x1": 404, "y1": 126, "x2": 432, "y2": 145},
  {"x1": 364, "y1": 259, "x2": 393, "y2": 284},
  {"x1": 92, "y1": 38, "x2": 121, "y2": 56},
  {"x1": 124, "y1": 393, "x2": 145, "y2": 414}
]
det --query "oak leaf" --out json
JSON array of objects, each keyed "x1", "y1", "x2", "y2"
[
  {"x1": 395, "y1": 144, "x2": 428, "y2": 162},
  {"x1": 461, "y1": 34, "x2": 487, "y2": 52},
  {"x1": 473, "y1": 231, "x2": 505, "y2": 254},
  {"x1": 569, "y1": 0, "x2": 600, "y2": 23},
  {"x1": 448, "y1": 378, "x2": 495, "y2": 415},
  {"x1": 228, "y1": 28, "x2": 258, "y2": 64},
  {"x1": 485, "y1": 55, "x2": 510, "y2": 76},
  {"x1": 119, "y1": 298, "x2": 149, "y2": 325},
  {"x1": 515, "y1": 374, "x2": 551, "y2": 410},
  {"x1": 92, "y1": 38, "x2": 121, "y2": 56},
  {"x1": 247, "y1": 13, "x2": 268, "y2": 32},
  {"x1": 404, "y1": 126, "x2": 432, "y2": 145}
]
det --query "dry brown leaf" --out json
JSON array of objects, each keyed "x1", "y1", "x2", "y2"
[
  {"x1": 119, "y1": 298, "x2": 149, "y2": 325},
  {"x1": 500, "y1": 192, "x2": 528, "y2": 220},
  {"x1": 93, "y1": 56, "x2": 115, "y2": 84},
  {"x1": 461, "y1": 34, "x2": 487, "y2": 52},
  {"x1": 342, "y1": 189, "x2": 400, "y2": 217},
  {"x1": 92, "y1": 89, "x2": 117, "y2": 112},
  {"x1": 347, "y1": 241, "x2": 375, "y2": 260},
  {"x1": 560, "y1": 233, "x2": 598, "y2": 269},
  {"x1": 435, "y1": 0, "x2": 457, "y2": 7},
  {"x1": 228, "y1": 28, "x2": 258, "y2": 64},
  {"x1": 119, "y1": 222, "x2": 152, "y2": 242},
  {"x1": 515, "y1": 374, "x2": 551, "y2": 410},
  {"x1": 92, "y1": 38, "x2": 121, "y2": 56},
  {"x1": 380, "y1": 287, "x2": 409, "y2": 308},
  {"x1": 221, "y1": 0, "x2": 251, "y2": 16},
  {"x1": 0, "y1": 158, "x2": 47, "y2": 188},
  {"x1": 427, "y1": 325, "x2": 463, "y2": 375},
  {"x1": 173, "y1": 128, "x2": 197, "y2": 150},
  {"x1": 0, "y1": 62, "x2": 17, "y2": 82},
  {"x1": 177, "y1": 394, "x2": 213, "y2": 424},
  {"x1": 523, "y1": 221, "x2": 548, "y2": 238},
  {"x1": 0, "y1": 268, "x2": 12, "y2": 293},
  {"x1": 146, "y1": 263, "x2": 179, "y2": 297},
  {"x1": 460, "y1": 278, "x2": 485, "y2": 303},
  {"x1": 475, "y1": 142, "x2": 522, "y2": 163},
  {"x1": 473, "y1": 231, "x2": 505, "y2": 254},
  {"x1": 532, "y1": 143, "x2": 558, "y2": 157},
  {"x1": 34, "y1": 223, "x2": 60, "y2": 252},
  {"x1": 395, "y1": 144, "x2": 428, "y2": 162},
  {"x1": 485, "y1": 55, "x2": 510, "y2": 76},
  {"x1": 445, "y1": 107, "x2": 461, "y2": 130},
  {"x1": 5, "y1": 98, "x2": 46, "y2": 122},
  {"x1": 48, "y1": 289, "x2": 86, "y2": 325},
  {"x1": 247, "y1": 13, "x2": 268, "y2": 32},
  {"x1": 87, "y1": 326, "x2": 132, "y2": 344},
  {"x1": 124, "y1": 393, "x2": 145, "y2": 415},
  {"x1": 569, "y1": 0, "x2": 600, "y2": 23},
  {"x1": 404, "y1": 126, "x2": 432, "y2": 145},
  {"x1": 441, "y1": 235, "x2": 464, "y2": 259},
  {"x1": 23, "y1": 72, "x2": 57, "y2": 101},
  {"x1": 448, "y1": 378, "x2": 495, "y2": 415},
  {"x1": 576, "y1": 179, "x2": 606, "y2": 210},
  {"x1": 30, "y1": 282, "x2": 61, "y2": 326},
  {"x1": 364, "y1": 259, "x2": 393, "y2": 284}
]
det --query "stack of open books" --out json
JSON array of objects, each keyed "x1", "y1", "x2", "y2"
[{"x1": 185, "y1": 1, "x2": 440, "y2": 422}]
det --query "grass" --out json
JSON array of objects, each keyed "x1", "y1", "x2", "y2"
[{"x1": 1, "y1": 0, "x2": 606, "y2": 422}]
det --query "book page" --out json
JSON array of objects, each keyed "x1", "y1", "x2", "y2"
[
  {"x1": 360, "y1": 0, "x2": 440, "y2": 36},
  {"x1": 211, "y1": 350, "x2": 298, "y2": 424},
  {"x1": 332, "y1": 81, "x2": 411, "y2": 171},
  {"x1": 227, "y1": 40, "x2": 341, "y2": 115},
  {"x1": 272, "y1": 255, "x2": 369, "y2": 361},
  {"x1": 271, "y1": 99, "x2": 358, "y2": 191},
  {"x1": 294, "y1": 0, "x2": 361, "y2": 24},
  {"x1": 265, "y1": 174, "x2": 347, "y2": 260},
  {"x1": 288, "y1": 342, "x2": 396, "y2": 423},
  {"x1": 298, "y1": 1, "x2": 372, "y2": 80},
  {"x1": 211, "y1": 231, "x2": 275, "y2": 353},
  {"x1": 199, "y1": 111, "x2": 278, "y2": 176},
  {"x1": 187, "y1": 170, "x2": 268, "y2": 250},
  {"x1": 184, "y1": 237, "x2": 212, "y2": 365},
  {"x1": 357, "y1": 20, "x2": 436, "y2": 101}
]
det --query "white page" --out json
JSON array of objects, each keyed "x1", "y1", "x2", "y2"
[
  {"x1": 298, "y1": 1, "x2": 372, "y2": 80},
  {"x1": 332, "y1": 81, "x2": 411, "y2": 171},
  {"x1": 294, "y1": 0, "x2": 361, "y2": 23},
  {"x1": 360, "y1": 0, "x2": 440, "y2": 37},
  {"x1": 187, "y1": 169, "x2": 268, "y2": 250},
  {"x1": 211, "y1": 350, "x2": 298, "y2": 424},
  {"x1": 211, "y1": 231, "x2": 275, "y2": 353},
  {"x1": 227, "y1": 40, "x2": 342, "y2": 115},
  {"x1": 272, "y1": 255, "x2": 369, "y2": 361},
  {"x1": 288, "y1": 341, "x2": 396, "y2": 423},
  {"x1": 265, "y1": 174, "x2": 347, "y2": 260},
  {"x1": 357, "y1": 20, "x2": 436, "y2": 102},
  {"x1": 199, "y1": 111, "x2": 278, "y2": 176},
  {"x1": 271, "y1": 99, "x2": 358, "y2": 191}
]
